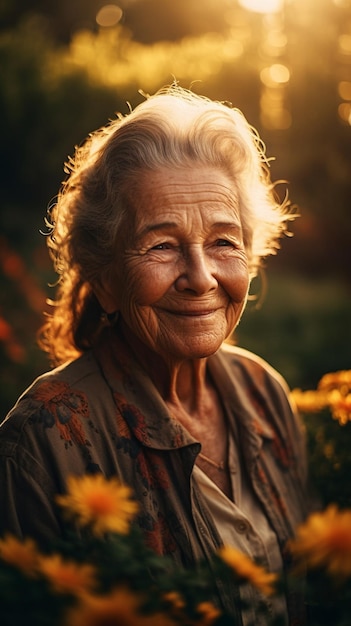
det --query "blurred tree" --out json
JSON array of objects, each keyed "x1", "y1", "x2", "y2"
[
  {"x1": 0, "y1": 18, "x2": 130, "y2": 413},
  {"x1": 0, "y1": 0, "x2": 234, "y2": 43},
  {"x1": 122, "y1": 0, "x2": 231, "y2": 43},
  {"x1": 0, "y1": 0, "x2": 101, "y2": 41},
  {"x1": 0, "y1": 18, "x2": 126, "y2": 246}
]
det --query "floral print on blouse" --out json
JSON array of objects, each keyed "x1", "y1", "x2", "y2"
[{"x1": 0, "y1": 326, "x2": 310, "y2": 624}]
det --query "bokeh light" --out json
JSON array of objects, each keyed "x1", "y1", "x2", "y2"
[
  {"x1": 96, "y1": 4, "x2": 123, "y2": 28},
  {"x1": 260, "y1": 63, "x2": 290, "y2": 87},
  {"x1": 338, "y1": 102, "x2": 351, "y2": 124},
  {"x1": 260, "y1": 30, "x2": 287, "y2": 57}
]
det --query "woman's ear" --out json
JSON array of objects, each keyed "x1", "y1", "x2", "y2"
[{"x1": 93, "y1": 279, "x2": 119, "y2": 314}]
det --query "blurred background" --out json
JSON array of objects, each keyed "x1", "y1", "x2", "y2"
[{"x1": 0, "y1": 0, "x2": 351, "y2": 418}]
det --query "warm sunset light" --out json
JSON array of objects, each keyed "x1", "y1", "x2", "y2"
[
  {"x1": 238, "y1": 0, "x2": 284, "y2": 13},
  {"x1": 1, "y1": 15, "x2": 351, "y2": 626},
  {"x1": 338, "y1": 33, "x2": 351, "y2": 54}
]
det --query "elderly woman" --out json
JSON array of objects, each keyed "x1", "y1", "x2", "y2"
[{"x1": 0, "y1": 86, "x2": 309, "y2": 624}]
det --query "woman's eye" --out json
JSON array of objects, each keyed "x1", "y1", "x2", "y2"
[
  {"x1": 151, "y1": 243, "x2": 170, "y2": 250},
  {"x1": 216, "y1": 239, "x2": 233, "y2": 247}
]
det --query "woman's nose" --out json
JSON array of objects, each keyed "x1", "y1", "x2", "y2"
[{"x1": 175, "y1": 246, "x2": 218, "y2": 294}]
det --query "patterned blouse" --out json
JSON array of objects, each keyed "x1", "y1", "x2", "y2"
[{"x1": 0, "y1": 326, "x2": 310, "y2": 624}]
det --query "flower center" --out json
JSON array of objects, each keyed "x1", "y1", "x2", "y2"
[
  {"x1": 86, "y1": 491, "x2": 116, "y2": 516},
  {"x1": 327, "y1": 527, "x2": 351, "y2": 551}
]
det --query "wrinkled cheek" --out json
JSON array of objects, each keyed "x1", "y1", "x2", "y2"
[
  {"x1": 227, "y1": 271, "x2": 250, "y2": 304},
  {"x1": 225, "y1": 275, "x2": 250, "y2": 331},
  {"x1": 117, "y1": 279, "x2": 151, "y2": 311},
  {"x1": 225, "y1": 305, "x2": 244, "y2": 335},
  {"x1": 117, "y1": 276, "x2": 160, "y2": 331}
]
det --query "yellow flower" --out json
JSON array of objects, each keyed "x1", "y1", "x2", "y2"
[
  {"x1": 0, "y1": 534, "x2": 40, "y2": 577},
  {"x1": 291, "y1": 371, "x2": 351, "y2": 423},
  {"x1": 328, "y1": 389, "x2": 351, "y2": 425},
  {"x1": 289, "y1": 505, "x2": 351, "y2": 581},
  {"x1": 290, "y1": 388, "x2": 329, "y2": 413},
  {"x1": 66, "y1": 586, "x2": 177, "y2": 626},
  {"x1": 318, "y1": 370, "x2": 351, "y2": 392},
  {"x1": 38, "y1": 554, "x2": 97, "y2": 595},
  {"x1": 56, "y1": 474, "x2": 139, "y2": 536},
  {"x1": 218, "y1": 546, "x2": 277, "y2": 596}
]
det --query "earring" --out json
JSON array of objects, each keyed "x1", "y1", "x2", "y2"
[
  {"x1": 107, "y1": 311, "x2": 119, "y2": 325},
  {"x1": 101, "y1": 311, "x2": 119, "y2": 326}
]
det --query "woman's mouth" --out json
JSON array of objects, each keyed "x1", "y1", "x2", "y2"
[{"x1": 165, "y1": 308, "x2": 218, "y2": 317}]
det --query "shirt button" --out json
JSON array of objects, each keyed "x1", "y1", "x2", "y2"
[{"x1": 235, "y1": 520, "x2": 249, "y2": 534}]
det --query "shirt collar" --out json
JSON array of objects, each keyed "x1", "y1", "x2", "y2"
[{"x1": 93, "y1": 326, "x2": 197, "y2": 450}]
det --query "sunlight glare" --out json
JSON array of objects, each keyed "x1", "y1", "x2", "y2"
[{"x1": 238, "y1": 0, "x2": 284, "y2": 13}]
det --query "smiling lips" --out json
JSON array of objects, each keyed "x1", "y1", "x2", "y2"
[{"x1": 164, "y1": 308, "x2": 220, "y2": 317}]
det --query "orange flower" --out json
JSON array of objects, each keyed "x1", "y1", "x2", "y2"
[
  {"x1": 163, "y1": 591, "x2": 186, "y2": 611},
  {"x1": 66, "y1": 586, "x2": 177, "y2": 626},
  {"x1": 195, "y1": 601, "x2": 221, "y2": 625},
  {"x1": 56, "y1": 474, "x2": 138, "y2": 536},
  {"x1": 0, "y1": 534, "x2": 40, "y2": 577},
  {"x1": 218, "y1": 546, "x2": 277, "y2": 596},
  {"x1": 38, "y1": 554, "x2": 97, "y2": 595},
  {"x1": 289, "y1": 505, "x2": 351, "y2": 581}
]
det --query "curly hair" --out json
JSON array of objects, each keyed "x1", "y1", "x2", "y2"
[{"x1": 39, "y1": 85, "x2": 295, "y2": 365}]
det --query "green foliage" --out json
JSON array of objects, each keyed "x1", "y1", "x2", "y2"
[
  {"x1": 0, "y1": 521, "x2": 271, "y2": 626},
  {"x1": 235, "y1": 272, "x2": 351, "y2": 510},
  {"x1": 305, "y1": 410, "x2": 351, "y2": 509},
  {"x1": 235, "y1": 272, "x2": 351, "y2": 390},
  {"x1": 1, "y1": 475, "x2": 351, "y2": 626}
]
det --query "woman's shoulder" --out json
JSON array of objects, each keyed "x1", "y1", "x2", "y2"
[
  {"x1": 1, "y1": 351, "x2": 103, "y2": 433},
  {"x1": 218, "y1": 342, "x2": 291, "y2": 395},
  {"x1": 0, "y1": 350, "x2": 113, "y2": 488}
]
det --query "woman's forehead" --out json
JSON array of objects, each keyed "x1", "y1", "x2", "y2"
[
  {"x1": 121, "y1": 167, "x2": 242, "y2": 242},
  {"x1": 131, "y1": 166, "x2": 238, "y2": 209}
]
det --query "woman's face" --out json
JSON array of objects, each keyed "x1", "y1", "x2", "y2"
[{"x1": 98, "y1": 166, "x2": 250, "y2": 362}]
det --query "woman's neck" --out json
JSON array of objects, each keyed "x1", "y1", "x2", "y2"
[{"x1": 120, "y1": 321, "x2": 210, "y2": 416}]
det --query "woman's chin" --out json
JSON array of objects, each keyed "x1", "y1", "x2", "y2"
[{"x1": 164, "y1": 335, "x2": 225, "y2": 361}]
